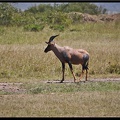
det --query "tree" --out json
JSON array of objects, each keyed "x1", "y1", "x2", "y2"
[
  {"x1": 0, "y1": 3, "x2": 19, "y2": 26},
  {"x1": 25, "y1": 4, "x2": 53, "y2": 13}
]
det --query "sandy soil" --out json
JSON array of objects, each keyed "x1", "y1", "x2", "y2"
[{"x1": 0, "y1": 82, "x2": 26, "y2": 94}]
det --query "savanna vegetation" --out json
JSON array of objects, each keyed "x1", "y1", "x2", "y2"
[
  {"x1": 0, "y1": 2, "x2": 120, "y2": 117},
  {"x1": 0, "y1": 3, "x2": 107, "y2": 31}
]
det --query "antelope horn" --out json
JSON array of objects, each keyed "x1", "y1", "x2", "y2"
[{"x1": 49, "y1": 34, "x2": 59, "y2": 43}]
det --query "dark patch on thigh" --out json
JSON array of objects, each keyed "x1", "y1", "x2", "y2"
[{"x1": 82, "y1": 54, "x2": 89, "y2": 70}]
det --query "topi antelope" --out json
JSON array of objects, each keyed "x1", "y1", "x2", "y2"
[{"x1": 44, "y1": 35, "x2": 89, "y2": 83}]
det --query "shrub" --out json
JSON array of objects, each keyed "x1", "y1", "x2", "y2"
[
  {"x1": 47, "y1": 11, "x2": 72, "y2": 27},
  {"x1": 0, "y1": 27, "x2": 5, "y2": 35},
  {"x1": 24, "y1": 24, "x2": 44, "y2": 32},
  {"x1": 68, "y1": 12, "x2": 83, "y2": 24},
  {"x1": 50, "y1": 25, "x2": 64, "y2": 32}
]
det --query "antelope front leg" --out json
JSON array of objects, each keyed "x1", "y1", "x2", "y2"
[{"x1": 60, "y1": 63, "x2": 65, "y2": 83}]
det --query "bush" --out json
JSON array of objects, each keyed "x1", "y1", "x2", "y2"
[
  {"x1": 0, "y1": 27, "x2": 5, "y2": 35},
  {"x1": 68, "y1": 12, "x2": 83, "y2": 24},
  {"x1": 47, "y1": 11, "x2": 72, "y2": 27},
  {"x1": 50, "y1": 25, "x2": 64, "y2": 32},
  {"x1": 24, "y1": 24, "x2": 44, "y2": 32}
]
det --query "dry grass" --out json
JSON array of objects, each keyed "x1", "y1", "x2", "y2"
[
  {"x1": 0, "y1": 91, "x2": 120, "y2": 117},
  {"x1": 0, "y1": 22, "x2": 120, "y2": 80}
]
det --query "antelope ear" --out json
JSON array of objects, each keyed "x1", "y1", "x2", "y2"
[{"x1": 45, "y1": 42, "x2": 49, "y2": 44}]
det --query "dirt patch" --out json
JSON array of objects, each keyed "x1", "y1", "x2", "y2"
[
  {"x1": 68, "y1": 12, "x2": 120, "y2": 23},
  {"x1": 0, "y1": 82, "x2": 26, "y2": 94}
]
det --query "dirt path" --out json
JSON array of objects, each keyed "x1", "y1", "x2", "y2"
[
  {"x1": 0, "y1": 78, "x2": 120, "y2": 94},
  {"x1": 46, "y1": 78, "x2": 120, "y2": 83}
]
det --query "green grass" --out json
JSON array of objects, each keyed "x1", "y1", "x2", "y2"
[{"x1": 24, "y1": 81, "x2": 120, "y2": 94}]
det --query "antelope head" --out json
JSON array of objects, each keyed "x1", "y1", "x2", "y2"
[{"x1": 44, "y1": 35, "x2": 59, "y2": 53}]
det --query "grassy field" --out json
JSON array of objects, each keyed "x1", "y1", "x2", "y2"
[
  {"x1": 0, "y1": 22, "x2": 120, "y2": 80},
  {"x1": 0, "y1": 22, "x2": 120, "y2": 117}
]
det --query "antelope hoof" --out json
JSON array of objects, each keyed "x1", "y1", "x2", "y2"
[
  {"x1": 75, "y1": 79, "x2": 82, "y2": 83},
  {"x1": 74, "y1": 79, "x2": 77, "y2": 83},
  {"x1": 60, "y1": 80, "x2": 64, "y2": 83}
]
